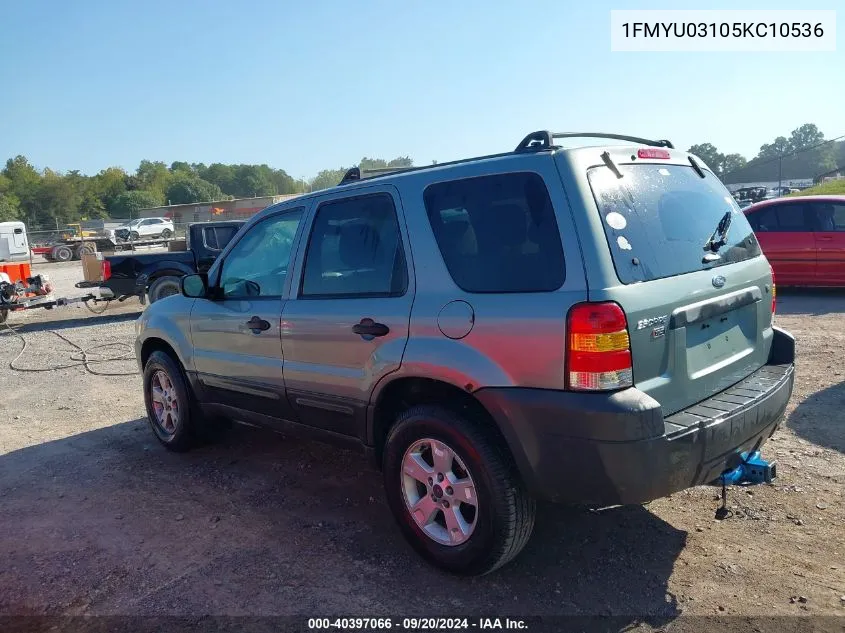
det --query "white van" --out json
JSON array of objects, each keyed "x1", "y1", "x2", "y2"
[{"x1": 0, "y1": 221, "x2": 29, "y2": 262}]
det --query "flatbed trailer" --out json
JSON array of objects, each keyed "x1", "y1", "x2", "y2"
[{"x1": 38, "y1": 236, "x2": 174, "y2": 262}]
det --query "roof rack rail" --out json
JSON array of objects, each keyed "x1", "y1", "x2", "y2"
[
  {"x1": 515, "y1": 131, "x2": 674, "y2": 152},
  {"x1": 361, "y1": 167, "x2": 416, "y2": 176},
  {"x1": 338, "y1": 167, "x2": 361, "y2": 185}
]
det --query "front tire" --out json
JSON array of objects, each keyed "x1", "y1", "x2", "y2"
[
  {"x1": 383, "y1": 405, "x2": 536, "y2": 575},
  {"x1": 130, "y1": 231, "x2": 140, "y2": 241},
  {"x1": 143, "y1": 351, "x2": 200, "y2": 452}
]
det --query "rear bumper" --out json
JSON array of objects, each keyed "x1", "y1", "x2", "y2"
[{"x1": 475, "y1": 327, "x2": 795, "y2": 505}]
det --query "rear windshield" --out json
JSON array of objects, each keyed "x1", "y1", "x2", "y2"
[
  {"x1": 423, "y1": 172, "x2": 565, "y2": 293},
  {"x1": 587, "y1": 163, "x2": 761, "y2": 284}
]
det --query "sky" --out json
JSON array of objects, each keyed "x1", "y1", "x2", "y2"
[{"x1": 0, "y1": 0, "x2": 842, "y2": 180}]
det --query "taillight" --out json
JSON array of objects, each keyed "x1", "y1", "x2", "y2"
[
  {"x1": 770, "y1": 265, "x2": 776, "y2": 315},
  {"x1": 566, "y1": 302, "x2": 633, "y2": 391},
  {"x1": 101, "y1": 260, "x2": 111, "y2": 281},
  {"x1": 637, "y1": 148, "x2": 670, "y2": 160}
]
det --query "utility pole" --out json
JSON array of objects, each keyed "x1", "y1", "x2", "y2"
[{"x1": 777, "y1": 154, "x2": 783, "y2": 195}]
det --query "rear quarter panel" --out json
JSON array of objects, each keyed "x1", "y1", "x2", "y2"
[{"x1": 373, "y1": 153, "x2": 588, "y2": 399}]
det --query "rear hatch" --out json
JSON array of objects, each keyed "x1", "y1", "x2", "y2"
[{"x1": 581, "y1": 156, "x2": 773, "y2": 416}]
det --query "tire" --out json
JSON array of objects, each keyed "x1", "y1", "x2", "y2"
[
  {"x1": 0, "y1": 310, "x2": 7, "y2": 324},
  {"x1": 148, "y1": 276, "x2": 182, "y2": 303},
  {"x1": 383, "y1": 405, "x2": 536, "y2": 575},
  {"x1": 143, "y1": 350, "x2": 200, "y2": 452},
  {"x1": 76, "y1": 242, "x2": 96, "y2": 259},
  {"x1": 161, "y1": 228, "x2": 173, "y2": 238},
  {"x1": 53, "y1": 245, "x2": 73, "y2": 262},
  {"x1": 130, "y1": 231, "x2": 140, "y2": 241}
]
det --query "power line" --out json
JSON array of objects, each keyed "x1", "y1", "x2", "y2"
[{"x1": 722, "y1": 134, "x2": 845, "y2": 179}]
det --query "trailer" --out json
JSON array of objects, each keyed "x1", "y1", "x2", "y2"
[
  {"x1": 0, "y1": 271, "x2": 113, "y2": 323},
  {"x1": 39, "y1": 235, "x2": 174, "y2": 262}
]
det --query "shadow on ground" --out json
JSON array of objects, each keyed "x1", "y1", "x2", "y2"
[
  {"x1": 0, "y1": 420, "x2": 685, "y2": 623},
  {"x1": 775, "y1": 288, "x2": 845, "y2": 317},
  {"x1": 787, "y1": 380, "x2": 845, "y2": 453},
  {"x1": 7, "y1": 310, "x2": 141, "y2": 334}
]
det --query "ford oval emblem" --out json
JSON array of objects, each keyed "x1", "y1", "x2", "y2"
[{"x1": 712, "y1": 275, "x2": 726, "y2": 288}]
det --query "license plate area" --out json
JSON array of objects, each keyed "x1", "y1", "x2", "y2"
[{"x1": 686, "y1": 309, "x2": 755, "y2": 378}]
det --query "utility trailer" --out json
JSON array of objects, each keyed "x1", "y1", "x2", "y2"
[{"x1": 0, "y1": 272, "x2": 114, "y2": 324}]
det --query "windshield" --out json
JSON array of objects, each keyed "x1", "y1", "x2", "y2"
[{"x1": 587, "y1": 163, "x2": 761, "y2": 284}]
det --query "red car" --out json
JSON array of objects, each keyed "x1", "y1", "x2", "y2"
[{"x1": 744, "y1": 195, "x2": 845, "y2": 287}]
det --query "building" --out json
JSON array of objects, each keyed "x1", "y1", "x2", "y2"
[
  {"x1": 725, "y1": 179, "x2": 814, "y2": 193},
  {"x1": 814, "y1": 168, "x2": 845, "y2": 184},
  {"x1": 138, "y1": 194, "x2": 302, "y2": 225}
]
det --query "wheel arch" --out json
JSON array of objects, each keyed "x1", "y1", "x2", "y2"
[{"x1": 368, "y1": 376, "x2": 511, "y2": 470}]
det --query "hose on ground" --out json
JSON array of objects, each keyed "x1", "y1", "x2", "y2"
[{"x1": 0, "y1": 313, "x2": 139, "y2": 376}]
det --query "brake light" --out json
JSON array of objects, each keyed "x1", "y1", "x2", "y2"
[
  {"x1": 566, "y1": 302, "x2": 633, "y2": 391},
  {"x1": 637, "y1": 148, "x2": 670, "y2": 160},
  {"x1": 770, "y1": 265, "x2": 776, "y2": 315},
  {"x1": 101, "y1": 260, "x2": 111, "y2": 281}
]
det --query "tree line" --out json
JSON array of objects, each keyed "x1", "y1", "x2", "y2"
[
  {"x1": 0, "y1": 155, "x2": 412, "y2": 229},
  {"x1": 688, "y1": 123, "x2": 844, "y2": 184}
]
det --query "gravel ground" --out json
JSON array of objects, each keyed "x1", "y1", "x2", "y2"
[{"x1": 0, "y1": 261, "x2": 843, "y2": 627}]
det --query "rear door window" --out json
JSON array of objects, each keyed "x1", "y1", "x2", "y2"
[
  {"x1": 807, "y1": 202, "x2": 845, "y2": 231},
  {"x1": 423, "y1": 172, "x2": 565, "y2": 293},
  {"x1": 587, "y1": 163, "x2": 761, "y2": 284}
]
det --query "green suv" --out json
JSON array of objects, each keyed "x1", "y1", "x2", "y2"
[{"x1": 135, "y1": 131, "x2": 795, "y2": 575}]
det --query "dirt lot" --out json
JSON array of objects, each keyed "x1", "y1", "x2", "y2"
[{"x1": 0, "y1": 261, "x2": 843, "y2": 627}]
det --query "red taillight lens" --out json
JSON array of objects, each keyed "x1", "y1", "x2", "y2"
[
  {"x1": 770, "y1": 265, "x2": 776, "y2": 315},
  {"x1": 637, "y1": 148, "x2": 670, "y2": 160},
  {"x1": 101, "y1": 260, "x2": 111, "y2": 281},
  {"x1": 566, "y1": 302, "x2": 633, "y2": 391}
]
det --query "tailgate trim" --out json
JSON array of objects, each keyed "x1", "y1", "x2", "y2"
[{"x1": 670, "y1": 286, "x2": 762, "y2": 329}]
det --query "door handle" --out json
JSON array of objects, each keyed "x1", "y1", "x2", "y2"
[
  {"x1": 817, "y1": 235, "x2": 834, "y2": 241},
  {"x1": 245, "y1": 316, "x2": 271, "y2": 333},
  {"x1": 352, "y1": 318, "x2": 390, "y2": 338}
]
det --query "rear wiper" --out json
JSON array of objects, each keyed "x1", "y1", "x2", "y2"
[
  {"x1": 601, "y1": 151, "x2": 623, "y2": 179},
  {"x1": 702, "y1": 211, "x2": 733, "y2": 256}
]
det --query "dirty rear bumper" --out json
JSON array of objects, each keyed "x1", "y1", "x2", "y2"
[{"x1": 475, "y1": 327, "x2": 795, "y2": 505}]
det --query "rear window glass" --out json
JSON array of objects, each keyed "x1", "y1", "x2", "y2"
[
  {"x1": 423, "y1": 172, "x2": 565, "y2": 293},
  {"x1": 587, "y1": 164, "x2": 761, "y2": 284}
]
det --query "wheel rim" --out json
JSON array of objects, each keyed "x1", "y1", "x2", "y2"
[
  {"x1": 152, "y1": 281, "x2": 180, "y2": 301},
  {"x1": 401, "y1": 438, "x2": 478, "y2": 546},
  {"x1": 150, "y1": 370, "x2": 180, "y2": 436}
]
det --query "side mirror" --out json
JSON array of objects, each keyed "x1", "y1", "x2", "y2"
[{"x1": 181, "y1": 274, "x2": 208, "y2": 298}]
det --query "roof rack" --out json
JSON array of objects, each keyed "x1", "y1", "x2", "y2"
[{"x1": 515, "y1": 131, "x2": 674, "y2": 152}]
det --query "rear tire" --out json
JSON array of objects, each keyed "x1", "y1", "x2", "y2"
[
  {"x1": 53, "y1": 245, "x2": 73, "y2": 262},
  {"x1": 148, "y1": 276, "x2": 182, "y2": 303},
  {"x1": 76, "y1": 241, "x2": 96, "y2": 259},
  {"x1": 383, "y1": 405, "x2": 536, "y2": 575},
  {"x1": 161, "y1": 228, "x2": 173, "y2": 238}
]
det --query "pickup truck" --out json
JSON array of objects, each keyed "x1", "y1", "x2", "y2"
[{"x1": 98, "y1": 221, "x2": 244, "y2": 303}]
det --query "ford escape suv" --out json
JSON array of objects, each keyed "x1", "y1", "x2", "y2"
[{"x1": 135, "y1": 131, "x2": 795, "y2": 575}]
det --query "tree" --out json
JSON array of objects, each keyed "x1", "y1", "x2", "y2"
[
  {"x1": 109, "y1": 190, "x2": 163, "y2": 219},
  {"x1": 233, "y1": 165, "x2": 276, "y2": 197},
  {"x1": 198, "y1": 163, "x2": 236, "y2": 193},
  {"x1": 166, "y1": 175, "x2": 224, "y2": 205},
  {"x1": 134, "y1": 160, "x2": 170, "y2": 196},
  {"x1": 721, "y1": 153, "x2": 747, "y2": 177},
  {"x1": 757, "y1": 136, "x2": 790, "y2": 160},
  {"x1": 0, "y1": 194, "x2": 20, "y2": 221},
  {"x1": 310, "y1": 168, "x2": 346, "y2": 192},
  {"x1": 3, "y1": 156, "x2": 41, "y2": 213},
  {"x1": 169, "y1": 161, "x2": 193, "y2": 174},
  {"x1": 788, "y1": 123, "x2": 824, "y2": 153},
  {"x1": 687, "y1": 143, "x2": 725, "y2": 173}
]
